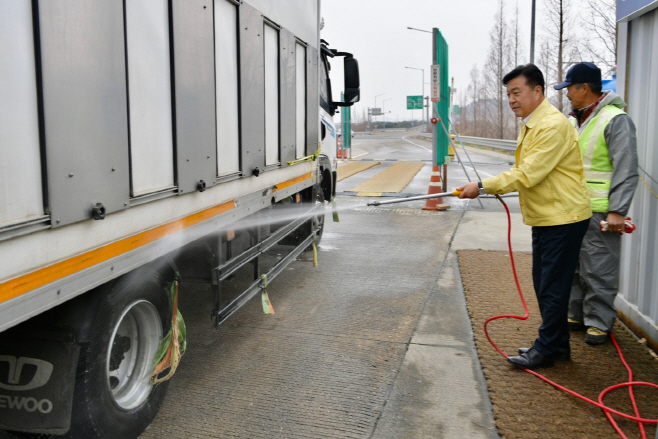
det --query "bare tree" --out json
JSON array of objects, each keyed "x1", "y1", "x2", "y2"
[
  {"x1": 469, "y1": 65, "x2": 480, "y2": 136},
  {"x1": 454, "y1": 89, "x2": 469, "y2": 135},
  {"x1": 482, "y1": 0, "x2": 510, "y2": 139},
  {"x1": 351, "y1": 106, "x2": 367, "y2": 124},
  {"x1": 479, "y1": 75, "x2": 491, "y2": 137},
  {"x1": 579, "y1": 0, "x2": 616, "y2": 71},
  {"x1": 510, "y1": 2, "x2": 525, "y2": 67},
  {"x1": 542, "y1": 0, "x2": 577, "y2": 112},
  {"x1": 506, "y1": 2, "x2": 526, "y2": 138},
  {"x1": 537, "y1": 38, "x2": 557, "y2": 98}
]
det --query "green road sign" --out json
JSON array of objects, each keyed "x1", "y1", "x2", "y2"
[
  {"x1": 433, "y1": 28, "x2": 449, "y2": 166},
  {"x1": 406, "y1": 95, "x2": 423, "y2": 110}
]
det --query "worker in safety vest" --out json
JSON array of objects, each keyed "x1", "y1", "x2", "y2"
[{"x1": 554, "y1": 62, "x2": 639, "y2": 345}]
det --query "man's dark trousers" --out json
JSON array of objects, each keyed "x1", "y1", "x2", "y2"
[{"x1": 531, "y1": 219, "x2": 589, "y2": 356}]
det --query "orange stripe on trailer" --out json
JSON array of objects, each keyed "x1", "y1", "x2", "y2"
[
  {"x1": 0, "y1": 200, "x2": 236, "y2": 305},
  {"x1": 273, "y1": 172, "x2": 312, "y2": 192}
]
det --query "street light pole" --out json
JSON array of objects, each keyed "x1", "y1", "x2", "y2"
[
  {"x1": 406, "y1": 26, "x2": 432, "y2": 130},
  {"x1": 405, "y1": 66, "x2": 424, "y2": 131},
  {"x1": 530, "y1": 0, "x2": 536, "y2": 64},
  {"x1": 374, "y1": 93, "x2": 385, "y2": 131},
  {"x1": 407, "y1": 26, "x2": 432, "y2": 34},
  {"x1": 375, "y1": 93, "x2": 385, "y2": 110},
  {"x1": 383, "y1": 98, "x2": 391, "y2": 129}
]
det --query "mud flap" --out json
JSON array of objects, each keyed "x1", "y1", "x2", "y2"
[{"x1": 0, "y1": 338, "x2": 80, "y2": 435}]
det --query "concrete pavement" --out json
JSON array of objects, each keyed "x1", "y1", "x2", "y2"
[
  {"x1": 366, "y1": 203, "x2": 531, "y2": 438},
  {"x1": 339, "y1": 135, "x2": 532, "y2": 438}
]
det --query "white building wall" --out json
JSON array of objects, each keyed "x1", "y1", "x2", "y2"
[{"x1": 616, "y1": 5, "x2": 658, "y2": 348}]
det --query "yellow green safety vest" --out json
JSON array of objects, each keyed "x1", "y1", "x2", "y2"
[{"x1": 575, "y1": 105, "x2": 625, "y2": 212}]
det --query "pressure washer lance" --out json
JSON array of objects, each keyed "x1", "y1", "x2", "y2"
[{"x1": 367, "y1": 190, "x2": 463, "y2": 207}]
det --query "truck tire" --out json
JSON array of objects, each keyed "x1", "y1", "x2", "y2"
[{"x1": 65, "y1": 269, "x2": 172, "y2": 438}]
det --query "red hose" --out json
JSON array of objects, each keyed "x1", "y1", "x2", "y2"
[{"x1": 484, "y1": 197, "x2": 658, "y2": 438}]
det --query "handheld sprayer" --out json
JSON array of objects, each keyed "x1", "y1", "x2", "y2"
[{"x1": 367, "y1": 190, "x2": 463, "y2": 206}]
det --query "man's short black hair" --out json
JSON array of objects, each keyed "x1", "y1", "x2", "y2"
[
  {"x1": 575, "y1": 82, "x2": 603, "y2": 94},
  {"x1": 502, "y1": 64, "x2": 545, "y2": 94}
]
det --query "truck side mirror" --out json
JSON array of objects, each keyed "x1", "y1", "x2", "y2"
[
  {"x1": 343, "y1": 57, "x2": 360, "y2": 104},
  {"x1": 330, "y1": 51, "x2": 360, "y2": 108}
]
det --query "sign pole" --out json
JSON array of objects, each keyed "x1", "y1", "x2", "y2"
[
  {"x1": 341, "y1": 92, "x2": 351, "y2": 157},
  {"x1": 432, "y1": 28, "x2": 449, "y2": 190},
  {"x1": 432, "y1": 30, "x2": 437, "y2": 168}
]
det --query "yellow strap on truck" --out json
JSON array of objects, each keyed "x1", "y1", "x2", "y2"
[
  {"x1": 260, "y1": 274, "x2": 275, "y2": 315},
  {"x1": 287, "y1": 148, "x2": 322, "y2": 166}
]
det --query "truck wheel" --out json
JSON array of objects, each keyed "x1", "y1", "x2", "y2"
[{"x1": 66, "y1": 270, "x2": 172, "y2": 438}]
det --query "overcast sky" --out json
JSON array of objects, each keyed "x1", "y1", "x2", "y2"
[{"x1": 321, "y1": 0, "x2": 538, "y2": 122}]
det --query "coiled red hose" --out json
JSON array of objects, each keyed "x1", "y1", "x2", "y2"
[{"x1": 484, "y1": 197, "x2": 658, "y2": 438}]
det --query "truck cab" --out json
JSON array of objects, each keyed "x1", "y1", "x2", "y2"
[{"x1": 318, "y1": 40, "x2": 360, "y2": 199}]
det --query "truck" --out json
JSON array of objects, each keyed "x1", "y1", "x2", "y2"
[{"x1": 0, "y1": 1, "x2": 359, "y2": 437}]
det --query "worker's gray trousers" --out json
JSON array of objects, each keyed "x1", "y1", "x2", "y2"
[{"x1": 569, "y1": 213, "x2": 621, "y2": 332}]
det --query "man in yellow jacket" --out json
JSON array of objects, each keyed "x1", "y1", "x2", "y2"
[{"x1": 458, "y1": 64, "x2": 592, "y2": 370}]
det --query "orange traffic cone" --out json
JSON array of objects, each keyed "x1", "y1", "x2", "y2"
[
  {"x1": 337, "y1": 137, "x2": 343, "y2": 158},
  {"x1": 422, "y1": 165, "x2": 451, "y2": 211}
]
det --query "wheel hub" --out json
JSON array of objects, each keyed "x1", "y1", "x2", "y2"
[{"x1": 106, "y1": 300, "x2": 163, "y2": 410}]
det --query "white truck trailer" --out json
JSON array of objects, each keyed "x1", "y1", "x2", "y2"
[{"x1": 0, "y1": 1, "x2": 359, "y2": 437}]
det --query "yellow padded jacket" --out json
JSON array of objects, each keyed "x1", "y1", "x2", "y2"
[{"x1": 482, "y1": 98, "x2": 592, "y2": 226}]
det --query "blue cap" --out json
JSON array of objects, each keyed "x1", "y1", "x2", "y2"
[{"x1": 554, "y1": 62, "x2": 602, "y2": 90}]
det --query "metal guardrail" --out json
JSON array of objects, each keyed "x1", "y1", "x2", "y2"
[
  {"x1": 417, "y1": 133, "x2": 516, "y2": 152},
  {"x1": 455, "y1": 136, "x2": 517, "y2": 151}
]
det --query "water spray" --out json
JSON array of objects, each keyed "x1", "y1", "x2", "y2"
[{"x1": 366, "y1": 190, "x2": 463, "y2": 206}]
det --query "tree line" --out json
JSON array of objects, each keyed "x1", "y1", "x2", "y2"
[{"x1": 454, "y1": 0, "x2": 616, "y2": 140}]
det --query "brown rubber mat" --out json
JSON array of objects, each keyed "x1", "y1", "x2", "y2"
[
  {"x1": 336, "y1": 161, "x2": 380, "y2": 181},
  {"x1": 457, "y1": 249, "x2": 658, "y2": 439},
  {"x1": 346, "y1": 163, "x2": 424, "y2": 194}
]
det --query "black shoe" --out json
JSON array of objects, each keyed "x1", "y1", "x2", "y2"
[
  {"x1": 518, "y1": 347, "x2": 570, "y2": 361},
  {"x1": 585, "y1": 327, "x2": 608, "y2": 345},
  {"x1": 568, "y1": 318, "x2": 585, "y2": 331},
  {"x1": 507, "y1": 347, "x2": 555, "y2": 370}
]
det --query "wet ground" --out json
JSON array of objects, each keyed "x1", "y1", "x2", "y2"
[{"x1": 140, "y1": 192, "x2": 499, "y2": 438}]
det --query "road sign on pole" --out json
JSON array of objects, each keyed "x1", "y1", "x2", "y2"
[
  {"x1": 431, "y1": 65, "x2": 440, "y2": 102},
  {"x1": 406, "y1": 95, "x2": 423, "y2": 110}
]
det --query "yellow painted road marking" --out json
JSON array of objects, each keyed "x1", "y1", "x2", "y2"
[
  {"x1": 347, "y1": 163, "x2": 424, "y2": 194},
  {"x1": 337, "y1": 162, "x2": 381, "y2": 181}
]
